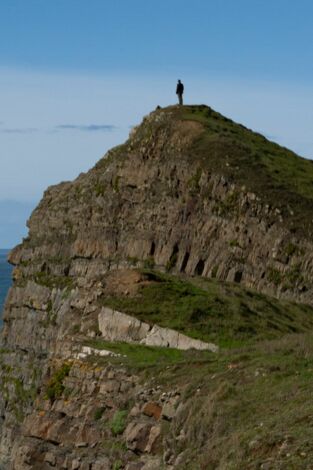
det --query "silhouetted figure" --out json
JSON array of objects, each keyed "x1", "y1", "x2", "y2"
[{"x1": 176, "y1": 80, "x2": 184, "y2": 105}]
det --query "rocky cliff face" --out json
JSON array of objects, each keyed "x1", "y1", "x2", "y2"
[{"x1": 1, "y1": 105, "x2": 313, "y2": 469}]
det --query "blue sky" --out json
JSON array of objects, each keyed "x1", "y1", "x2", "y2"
[
  {"x1": 1, "y1": 0, "x2": 313, "y2": 246},
  {"x1": 2, "y1": 0, "x2": 313, "y2": 79}
]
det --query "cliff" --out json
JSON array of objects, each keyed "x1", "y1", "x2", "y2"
[{"x1": 1, "y1": 105, "x2": 313, "y2": 469}]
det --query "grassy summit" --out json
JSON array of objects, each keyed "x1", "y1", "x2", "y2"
[{"x1": 173, "y1": 105, "x2": 313, "y2": 235}]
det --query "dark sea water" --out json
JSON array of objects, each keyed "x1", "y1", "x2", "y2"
[{"x1": 0, "y1": 249, "x2": 12, "y2": 325}]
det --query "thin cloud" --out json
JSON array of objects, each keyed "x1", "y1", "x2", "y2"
[
  {"x1": 1, "y1": 127, "x2": 38, "y2": 134},
  {"x1": 56, "y1": 124, "x2": 116, "y2": 132}
]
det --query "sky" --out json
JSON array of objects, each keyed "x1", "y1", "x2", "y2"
[{"x1": 1, "y1": 0, "x2": 313, "y2": 246}]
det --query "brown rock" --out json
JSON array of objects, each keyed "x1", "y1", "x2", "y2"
[{"x1": 142, "y1": 402, "x2": 162, "y2": 420}]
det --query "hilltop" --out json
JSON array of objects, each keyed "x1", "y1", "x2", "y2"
[
  {"x1": 180, "y1": 105, "x2": 313, "y2": 234},
  {"x1": 1, "y1": 106, "x2": 313, "y2": 469}
]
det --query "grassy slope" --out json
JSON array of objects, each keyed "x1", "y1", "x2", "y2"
[
  {"x1": 177, "y1": 105, "x2": 313, "y2": 235},
  {"x1": 88, "y1": 333, "x2": 313, "y2": 469},
  {"x1": 102, "y1": 270, "x2": 313, "y2": 348},
  {"x1": 87, "y1": 270, "x2": 313, "y2": 467}
]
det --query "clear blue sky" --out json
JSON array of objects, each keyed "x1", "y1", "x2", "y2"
[
  {"x1": 1, "y1": 0, "x2": 313, "y2": 246},
  {"x1": 1, "y1": 0, "x2": 313, "y2": 80}
]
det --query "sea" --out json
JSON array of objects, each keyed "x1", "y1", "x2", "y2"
[{"x1": 0, "y1": 249, "x2": 12, "y2": 325}]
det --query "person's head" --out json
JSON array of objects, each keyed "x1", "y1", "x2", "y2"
[{"x1": 178, "y1": 79, "x2": 181, "y2": 83}]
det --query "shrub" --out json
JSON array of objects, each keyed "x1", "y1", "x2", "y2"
[
  {"x1": 267, "y1": 267, "x2": 283, "y2": 286},
  {"x1": 113, "y1": 461, "x2": 123, "y2": 470},
  {"x1": 143, "y1": 257, "x2": 155, "y2": 269},
  {"x1": 285, "y1": 242, "x2": 298, "y2": 257},
  {"x1": 94, "y1": 407, "x2": 105, "y2": 421},
  {"x1": 45, "y1": 363, "x2": 71, "y2": 402},
  {"x1": 110, "y1": 410, "x2": 128, "y2": 436},
  {"x1": 211, "y1": 265, "x2": 218, "y2": 278}
]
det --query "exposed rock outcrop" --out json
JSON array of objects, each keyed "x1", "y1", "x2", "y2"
[{"x1": 98, "y1": 307, "x2": 218, "y2": 352}]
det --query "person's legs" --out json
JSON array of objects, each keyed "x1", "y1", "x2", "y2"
[{"x1": 178, "y1": 94, "x2": 183, "y2": 105}]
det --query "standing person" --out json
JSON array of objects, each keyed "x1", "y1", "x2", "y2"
[{"x1": 176, "y1": 79, "x2": 184, "y2": 105}]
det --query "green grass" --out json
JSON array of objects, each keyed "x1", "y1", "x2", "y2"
[
  {"x1": 156, "y1": 332, "x2": 313, "y2": 469},
  {"x1": 84, "y1": 339, "x2": 198, "y2": 369},
  {"x1": 101, "y1": 270, "x2": 313, "y2": 348},
  {"x1": 83, "y1": 331, "x2": 313, "y2": 468},
  {"x1": 34, "y1": 272, "x2": 75, "y2": 290},
  {"x1": 176, "y1": 105, "x2": 313, "y2": 236},
  {"x1": 110, "y1": 410, "x2": 128, "y2": 436}
]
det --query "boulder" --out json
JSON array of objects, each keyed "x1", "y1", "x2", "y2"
[
  {"x1": 142, "y1": 402, "x2": 162, "y2": 420},
  {"x1": 125, "y1": 422, "x2": 153, "y2": 453}
]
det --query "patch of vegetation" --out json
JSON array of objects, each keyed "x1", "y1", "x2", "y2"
[
  {"x1": 166, "y1": 253, "x2": 178, "y2": 272},
  {"x1": 100, "y1": 440, "x2": 128, "y2": 468},
  {"x1": 34, "y1": 272, "x2": 75, "y2": 290},
  {"x1": 212, "y1": 192, "x2": 239, "y2": 217},
  {"x1": 94, "y1": 406, "x2": 106, "y2": 421},
  {"x1": 85, "y1": 339, "x2": 191, "y2": 369},
  {"x1": 143, "y1": 257, "x2": 155, "y2": 269},
  {"x1": 0, "y1": 365, "x2": 38, "y2": 422},
  {"x1": 229, "y1": 239, "x2": 240, "y2": 248},
  {"x1": 110, "y1": 410, "x2": 128, "y2": 436},
  {"x1": 152, "y1": 332, "x2": 313, "y2": 469},
  {"x1": 0, "y1": 348, "x2": 10, "y2": 354},
  {"x1": 112, "y1": 175, "x2": 121, "y2": 192},
  {"x1": 286, "y1": 263, "x2": 305, "y2": 285},
  {"x1": 113, "y1": 461, "x2": 123, "y2": 470},
  {"x1": 267, "y1": 264, "x2": 306, "y2": 289},
  {"x1": 94, "y1": 182, "x2": 107, "y2": 197},
  {"x1": 71, "y1": 324, "x2": 81, "y2": 335},
  {"x1": 101, "y1": 270, "x2": 313, "y2": 348},
  {"x1": 93, "y1": 144, "x2": 128, "y2": 171},
  {"x1": 211, "y1": 265, "x2": 218, "y2": 278},
  {"x1": 267, "y1": 266, "x2": 283, "y2": 286},
  {"x1": 284, "y1": 242, "x2": 299, "y2": 257},
  {"x1": 84, "y1": 326, "x2": 313, "y2": 467},
  {"x1": 41, "y1": 301, "x2": 57, "y2": 327},
  {"x1": 127, "y1": 256, "x2": 139, "y2": 266},
  {"x1": 188, "y1": 167, "x2": 202, "y2": 195},
  {"x1": 45, "y1": 363, "x2": 71, "y2": 402}
]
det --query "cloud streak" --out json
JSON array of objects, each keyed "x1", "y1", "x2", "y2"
[
  {"x1": 0, "y1": 123, "x2": 117, "y2": 134},
  {"x1": 56, "y1": 124, "x2": 116, "y2": 132},
  {"x1": 1, "y1": 127, "x2": 38, "y2": 134}
]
